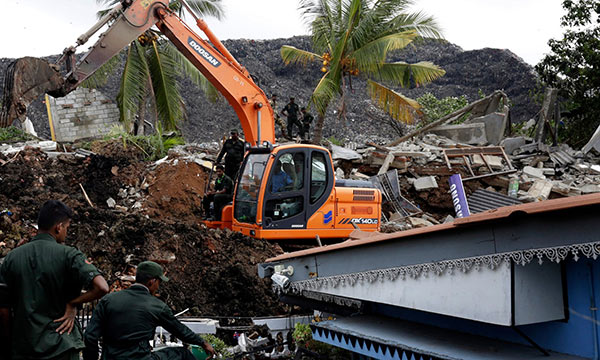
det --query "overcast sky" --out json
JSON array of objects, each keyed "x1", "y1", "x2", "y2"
[{"x1": 1, "y1": 0, "x2": 565, "y2": 65}]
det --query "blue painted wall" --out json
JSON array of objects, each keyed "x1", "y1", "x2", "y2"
[{"x1": 364, "y1": 258, "x2": 600, "y2": 359}]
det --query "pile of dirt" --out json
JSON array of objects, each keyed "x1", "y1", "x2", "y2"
[
  {"x1": 0, "y1": 143, "x2": 287, "y2": 316},
  {"x1": 143, "y1": 160, "x2": 208, "y2": 224}
]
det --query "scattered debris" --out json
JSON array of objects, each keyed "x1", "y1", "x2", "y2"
[{"x1": 0, "y1": 141, "x2": 287, "y2": 317}]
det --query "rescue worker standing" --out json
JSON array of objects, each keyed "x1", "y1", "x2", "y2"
[
  {"x1": 270, "y1": 94, "x2": 287, "y2": 138},
  {"x1": 216, "y1": 129, "x2": 245, "y2": 180},
  {"x1": 0, "y1": 200, "x2": 109, "y2": 360},
  {"x1": 83, "y1": 261, "x2": 216, "y2": 360},
  {"x1": 281, "y1": 97, "x2": 300, "y2": 139},
  {"x1": 203, "y1": 164, "x2": 234, "y2": 221},
  {"x1": 300, "y1": 107, "x2": 314, "y2": 140}
]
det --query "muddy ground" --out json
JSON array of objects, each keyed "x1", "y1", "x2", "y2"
[{"x1": 0, "y1": 143, "x2": 287, "y2": 316}]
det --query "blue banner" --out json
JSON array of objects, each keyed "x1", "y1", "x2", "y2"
[{"x1": 449, "y1": 174, "x2": 470, "y2": 218}]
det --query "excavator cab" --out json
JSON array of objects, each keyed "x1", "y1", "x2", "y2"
[
  {"x1": 210, "y1": 144, "x2": 382, "y2": 242},
  {"x1": 228, "y1": 144, "x2": 334, "y2": 240}
]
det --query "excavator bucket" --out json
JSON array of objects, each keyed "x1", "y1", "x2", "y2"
[{"x1": 0, "y1": 57, "x2": 66, "y2": 127}]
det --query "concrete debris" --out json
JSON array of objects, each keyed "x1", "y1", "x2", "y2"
[
  {"x1": 463, "y1": 112, "x2": 507, "y2": 145},
  {"x1": 580, "y1": 184, "x2": 600, "y2": 194},
  {"x1": 443, "y1": 215, "x2": 455, "y2": 224},
  {"x1": 323, "y1": 118, "x2": 600, "y2": 232},
  {"x1": 526, "y1": 179, "x2": 554, "y2": 201},
  {"x1": 330, "y1": 144, "x2": 362, "y2": 161},
  {"x1": 107, "y1": 197, "x2": 116, "y2": 208},
  {"x1": 522, "y1": 166, "x2": 546, "y2": 179},
  {"x1": 408, "y1": 217, "x2": 434, "y2": 228},
  {"x1": 501, "y1": 137, "x2": 527, "y2": 155},
  {"x1": 413, "y1": 176, "x2": 438, "y2": 191},
  {"x1": 430, "y1": 123, "x2": 487, "y2": 145},
  {"x1": 472, "y1": 155, "x2": 504, "y2": 169}
]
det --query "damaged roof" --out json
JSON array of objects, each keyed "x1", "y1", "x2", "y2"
[{"x1": 267, "y1": 193, "x2": 600, "y2": 262}]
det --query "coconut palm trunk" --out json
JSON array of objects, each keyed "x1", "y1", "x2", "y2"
[{"x1": 313, "y1": 113, "x2": 326, "y2": 144}]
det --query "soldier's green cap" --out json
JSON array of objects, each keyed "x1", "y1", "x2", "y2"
[
  {"x1": 230, "y1": 128, "x2": 239, "y2": 134},
  {"x1": 137, "y1": 261, "x2": 169, "y2": 282}
]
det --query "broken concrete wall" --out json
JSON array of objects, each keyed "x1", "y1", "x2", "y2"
[
  {"x1": 464, "y1": 112, "x2": 507, "y2": 145},
  {"x1": 429, "y1": 123, "x2": 487, "y2": 145},
  {"x1": 47, "y1": 88, "x2": 120, "y2": 142}
]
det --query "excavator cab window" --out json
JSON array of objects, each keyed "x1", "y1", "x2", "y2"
[
  {"x1": 310, "y1": 152, "x2": 328, "y2": 204},
  {"x1": 263, "y1": 151, "x2": 306, "y2": 228},
  {"x1": 234, "y1": 153, "x2": 269, "y2": 223}
]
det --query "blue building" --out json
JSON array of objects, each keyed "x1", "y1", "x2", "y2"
[{"x1": 259, "y1": 193, "x2": 600, "y2": 359}]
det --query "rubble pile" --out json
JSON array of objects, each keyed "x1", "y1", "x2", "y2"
[
  {"x1": 332, "y1": 133, "x2": 600, "y2": 232},
  {"x1": 0, "y1": 141, "x2": 286, "y2": 317}
]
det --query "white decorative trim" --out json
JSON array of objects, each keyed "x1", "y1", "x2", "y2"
[{"x1": 288, "y1": 241, "x2": 600, "y2": 294}]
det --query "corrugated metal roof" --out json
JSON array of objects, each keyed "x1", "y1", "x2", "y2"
[
  {"x1": 267, "y1": 193, "x2": 600, "y2": 262},
  {"x1": 468, "y1": 189, "x2": 522, "y2": 214}
]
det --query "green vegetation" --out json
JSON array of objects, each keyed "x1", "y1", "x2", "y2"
[
  {"x1": 103, "y1": 126, "x2": 184, "y2": 161},
  {"x1": 0, "y1": 126, "x2": 36, "y2": 142},
  {"x1": 416, "y1": 92, "x2": 468, "y2": 127},
  {"x1": 535, "y1": 0, "x2": 600, "y2": 147},
  {"x1": 281, "y1": 0, "x2": 445, "y2": 143},
  {"x1": 201, "y1": 334, "x2": 232, "y2": 358},
  {"x1": 292, "y1": 323, "x2": 351, "y2": 359},
  {"x1": 326, "y1": 135, "x2": 344, "y2": 146}
]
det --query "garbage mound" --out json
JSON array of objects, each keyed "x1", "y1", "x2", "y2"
[{"x1": 0, "y1": 142, "x2": 286, "y2": 316}]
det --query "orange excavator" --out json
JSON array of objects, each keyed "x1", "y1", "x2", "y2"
[{"x1": 1, "y1": 0, "x2": 381, "y2": 241}]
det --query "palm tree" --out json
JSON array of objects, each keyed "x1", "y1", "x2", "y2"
[
  {"x1": 84, "y1": 0, "x2": 224, "y2": 134},
  {"x1": 281, "y1": 0, "x2": 446, "y2": 143}
]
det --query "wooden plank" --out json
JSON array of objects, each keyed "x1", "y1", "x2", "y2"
[{"x1": 378, "y1": 152, "x2": 395, "y2": 175}]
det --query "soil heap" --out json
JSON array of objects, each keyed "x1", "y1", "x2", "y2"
[{"x1": 0, "y1": 142, "x2": 286, "y2": 317}]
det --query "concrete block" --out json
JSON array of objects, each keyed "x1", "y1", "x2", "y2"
[
  {"x1": 430, "y1": 123, "x2": 487, "y2": 145},
  {"x1": 472, "y1": 155, "x2": 504, "y2": 169},
  {"x1": 408, "y1": 217, "x2": 434, "y2": 228},
  {"x1": 464, "y1": 112, "x2": 507, "y2": 145},
  {"x1": 414, "y1": 176, "x2": 438, "y2": 191},
  {"x1": 527, "y1": 179, "x2": 553, "y2": 201},
  {"x1": 581, "y1": 184, "x2": 600, "y2": 194},
  {"x1": 523, "y1": 166, "x2": 545, "y2": 179},
  {"x1": 500, "y1": 137, "x2": 527, "y2": 155}
]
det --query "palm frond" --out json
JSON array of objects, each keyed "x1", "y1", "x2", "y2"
[
  {"x1": 171, "y1": 0, "x2": 225, "y2": 19},
  {"x1": 389, "y1": 11, "x2": 443, "y2": 39},
  {"x1": 162, "y1": 42, "x2": 221, "y2": 102},
  {"x1": 300, "y1": 0, "x2": 336, "y2": 53},
  {"x1": 80, "y1": 53, "x2": 122, "y2": 89},
  {"x1": 311, "y1": 75, "x2": 339, "y2": 116},
  {"x1": 95, "y1": 0, "x2": 120, "y2": 19},
  {"x1": 367, "y1": 80, "x2": 422, "y2": 124},
  {"x1": 96, "y1": 0, "x2": 119, "y2": 5},
  {"x1": 351, "y1": 30, "x2": 417, "y2": 66},
  {"x1": 116, "y1": 41, "x2": 150, "y2": 130},
  {"x1": 280, "y1": 46, "x2": 322, "y2": 67},
  {"x1": 366, "y1": 61, "x2": 446, "y2": 87},
  {"x1": 147, "y1": 40, "x2": 185, "y2": 132}
]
